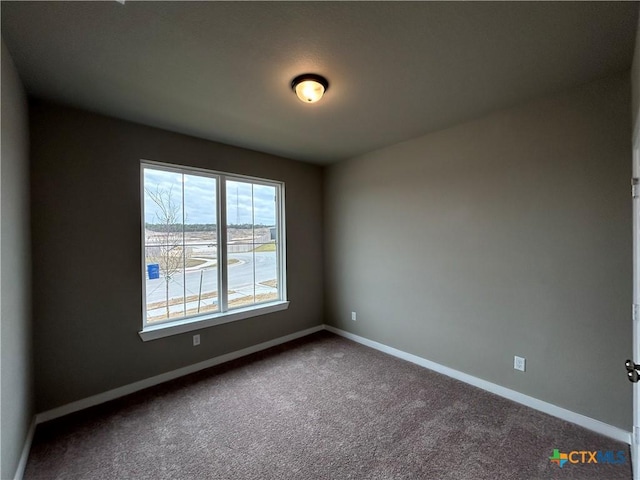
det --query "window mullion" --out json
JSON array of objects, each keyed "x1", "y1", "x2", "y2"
[
  {"x1": 252, "y1": 184, "x2": 256, "y2": 303},
  {"x1": 277, "y1": 184, "x2": 286, "y2": 302},
  {"x1": 141, "y1": 164, "x2": 148, "y2": 323},
  {"x1": 182, "y1": 173, "x2": 187, "y2": 317},
  {"x1": 218, "y1": 176, "x2": 228, "y2": 313}
]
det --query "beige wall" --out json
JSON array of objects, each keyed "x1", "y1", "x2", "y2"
[
  {"x1": 325, "y1": 74, "x2": 632, "y2": 429},
  {"x1": 29, "y1": 101, "x2": 324, "y2": 412},
  {"x1": 1, "y1": 39, "x2": 34, "y2": 478}
]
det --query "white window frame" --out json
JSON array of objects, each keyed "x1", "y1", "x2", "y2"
[{"x1": 139, "y1": 160, "x2": 288, "y2": 341}]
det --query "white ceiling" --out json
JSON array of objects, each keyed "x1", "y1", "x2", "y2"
[{"x1": 1, "y1": 1, "x2": 638, "y2": 164}]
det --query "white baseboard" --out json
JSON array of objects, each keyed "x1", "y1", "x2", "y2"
[
  {"x1": 13, "y1": 418, "x2": 36, "y2": 480},
  {"x1": 36, "y1": 325, "x2": 324, "y2": 424},
  {"x1": 324, "y1": 325, "x2": 632, "y2": 445}
]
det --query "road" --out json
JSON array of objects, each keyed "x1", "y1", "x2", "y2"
[{"x1": 144, "y1": 252, "x2": 277, "y2": 317}]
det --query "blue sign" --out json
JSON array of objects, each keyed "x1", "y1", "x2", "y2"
[{"x1": 147, "y1": 263, "x2": 160, "y2": 280}]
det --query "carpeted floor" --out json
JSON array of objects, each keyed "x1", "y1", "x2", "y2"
[{"x1": 25, "y1": 331, "x2": 632, "y2": 479}]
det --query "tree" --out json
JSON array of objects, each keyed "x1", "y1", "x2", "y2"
[{"x1": 145, "y1": 185, "x2": 186, "y2": 319}]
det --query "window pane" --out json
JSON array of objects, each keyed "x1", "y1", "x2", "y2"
[
  {"x1": 227, "y1": 180, "x2": 253, "y2": 244},
  {"x1": 182, "y1": 256, "x2": 219, "y2": 316},
  {"x1": 145, "y1": 246, "x2": 186, "y2": 323},
  {"x1": 228, "y1": 248, "x2": 256, "y2": 309},
  {"x1": 182, "y1": 174, "x2": 219, "y2": 316},
  {"x1": 226, "y1": 181, "x2": 280, "y2": 309},
  {"x1": 253, "y1": 184, "x2": 276, "y2": 244},
  {"x1": 143, "y1": 168, "x2": 184, "y2": 246},
  {"x1": 144, "y1": 167, "x2": 187, "y2": 324},
  {"x1": 254, "y1": 184, "x2": 279, "y2": 304},
  {"x1": 255, "y1": 248, "x2": 278, "y2": 303},
  {"x1": 184, "y1": 174, "x2": 217, "y2": 245},
  {"x1": 226, "y1": 180, "x2": 253, "y2": 225},
  {"x1": 227, "y1": 180, "x2": 253, "y2": 308}
]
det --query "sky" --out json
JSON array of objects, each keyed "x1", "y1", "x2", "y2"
[{"x1": 143, "y1": 167, "x2": 277, "y2": 226}]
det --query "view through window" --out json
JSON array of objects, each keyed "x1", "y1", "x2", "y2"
[{"x1": 142, "y1": 162, "x2": 285, "y2": 326}]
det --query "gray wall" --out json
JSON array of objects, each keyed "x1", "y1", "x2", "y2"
[
  {"x1": 1, "y1": 40, "x2": 34, "y2": 478},
  {"x1": 633, "y1": 15, "x2": 640, "y2": 132},
  {"x1": 325, "y1": 74, "x2": 633, "y2": 429},
  {"x1": 29, "y1": 102, "x2": 324, "y2": 412}
]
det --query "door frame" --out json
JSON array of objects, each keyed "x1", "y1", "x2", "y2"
[{"x1": 633, "y1": 116, "x2": 640, "y2": 480}]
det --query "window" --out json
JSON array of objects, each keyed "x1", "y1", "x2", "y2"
[{"x1": 140, "y1": 161, "x2": 287, "y2": 340}]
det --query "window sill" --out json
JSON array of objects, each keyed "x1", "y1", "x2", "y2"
[{"x1": 138, "y1": 301, "x2": 290, "y2": 342}]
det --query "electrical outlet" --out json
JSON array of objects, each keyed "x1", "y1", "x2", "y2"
[
  {"x1": 351, "y1": 311, "x2": 357, "y2": 321},
  {"x1": 514, "y1": 355, "x2": 526, "y2": 372},
  {"x1": 193, "y1": 334, "x2": 201, "y2": 346}
]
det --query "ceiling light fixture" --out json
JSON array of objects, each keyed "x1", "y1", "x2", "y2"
[{"x1": 291, "y1": 74, "x2": 329, "y2": 104}]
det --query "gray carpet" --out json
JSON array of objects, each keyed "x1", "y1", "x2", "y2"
[{"x1": 25, "y1": 331, "x2": 631, "y2": 479}]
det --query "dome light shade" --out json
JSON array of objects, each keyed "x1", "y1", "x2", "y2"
[{"x1": 291, "y1": 74, "x2": 329, "y2": 103}]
